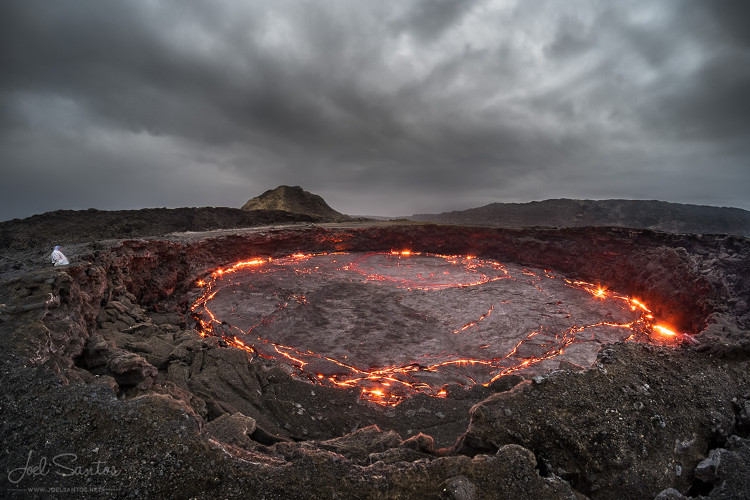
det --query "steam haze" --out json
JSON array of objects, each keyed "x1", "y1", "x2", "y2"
[{"x1": 2, "y1": 0, "x2": 749, "y2": 220}]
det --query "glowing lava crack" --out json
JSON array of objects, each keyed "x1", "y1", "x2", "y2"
[{"x1": 191, "y1": 252, "x2": 679, "y2": 405}]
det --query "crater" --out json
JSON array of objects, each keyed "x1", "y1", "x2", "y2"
[
  {"x1": 192, "y1": 251, "x2": 677, "y2": 405},
  {"x1": 8, "y1": 222, "x2": 748, "y2": 498},
  {"x1": 52, "y1": 223, "x2": 719, "y2": 449}
]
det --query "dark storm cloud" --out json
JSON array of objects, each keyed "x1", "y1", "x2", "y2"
[
  {"x1": 393, "y1": 0, "x2": 479, "y2": 41},
  {"x1": 700, "y1": 0, "x2": 750, "y2": 47},
  {"x1": 1, "y1": 0, "x2": 749, "y2": 221}
]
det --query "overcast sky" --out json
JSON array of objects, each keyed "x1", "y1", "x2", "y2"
[{"x1": 1, "y1": 0, "x2": 749, "y2": 221}]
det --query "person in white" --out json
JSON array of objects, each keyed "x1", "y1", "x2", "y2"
[{"x1": 51, "y1": 245, "x2": 70, "y2": 266}]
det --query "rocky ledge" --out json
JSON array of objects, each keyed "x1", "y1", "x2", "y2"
[{"x1": 0, "y1": 222, "x2": 748, "y2": 499}]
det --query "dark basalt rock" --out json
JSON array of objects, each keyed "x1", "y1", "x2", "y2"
[
  {"x1": 1, "y1": 218, "x2": 748, "y2": 498},
  {"x1": 0, "y1": 206, "x2": 322, "y2": 252},
  {"x1": 411, "y1": 198, "x2": 750, "y2": 237},
  {"x1": 241, "y1": 185, "x2": 350, "y2": 222},
  {"x1": 205, "y1": 412, "x2": 257, "y2": 448}
]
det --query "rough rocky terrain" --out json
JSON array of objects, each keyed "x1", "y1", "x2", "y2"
[
  {"x1": 0, "y1": 207, "x2": 321, "y2": 252},
  {"x1": 411, "y1": 199, "x2": 750, "y2": 237},
  {"x1": 0, "y1": 211, "x2": 748, "y2": 499},
  {"x1": 241, "y1": 185, "x2": 350, "y2": 222}
]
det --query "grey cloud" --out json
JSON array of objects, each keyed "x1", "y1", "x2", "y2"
[
  {"x1": 1, "y1": 0, "x2": 748, "y2": 221},
  {"x1": 698, "y1": 0, "x2": 750, "y2": 47},
  {"x1": 647, "y1": 51, "x2": 750, "y2": 141},
  {"x1": 545, "y1": 16, "x2": 595, "y2": 61},
  {"x1": 393, "y1": 0, "x2": 478, "y2": 41}
]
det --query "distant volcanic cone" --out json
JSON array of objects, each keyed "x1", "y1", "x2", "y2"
[{"x1": 241, "y1": 185, "x2": 349, "y2": 221}]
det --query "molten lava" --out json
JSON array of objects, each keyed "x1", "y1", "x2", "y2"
[{"x1": 191, "y1": 252, "x2": 682, "y2": 405}]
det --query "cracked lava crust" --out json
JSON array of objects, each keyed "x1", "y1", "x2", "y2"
[
  {"x1": 191, "y1": 251, "x2": 680, "y2": 406},
  {"x1": 1, "y1": 222, "x2": 748, "y2": 499}
]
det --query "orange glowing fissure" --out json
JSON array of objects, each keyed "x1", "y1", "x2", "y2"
[{"x1": 190, "y1": 251, "x2": 682, "y2": 406}]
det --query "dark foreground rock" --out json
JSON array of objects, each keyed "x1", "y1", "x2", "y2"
[
  {"x1": 1, "y1": 221, "x2": 748, "y2": 498},
  {"x1": 458, "y1": 344, "x2": 749, "y2": 498}
]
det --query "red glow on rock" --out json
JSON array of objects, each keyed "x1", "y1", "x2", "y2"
[
  {"x1": 191, "y1": 252, "x2": 684, "y2": 406},
  {"x1": 653, "y1": 325, "x2": 677, "y2": 337}
]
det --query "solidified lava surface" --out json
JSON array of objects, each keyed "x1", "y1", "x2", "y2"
[
  {"x1": 2, "y1": 220, "x2": 749, "y2": 499},
  {"x1": 192, "y1": 251, "x2": 677, "y2": 405}
]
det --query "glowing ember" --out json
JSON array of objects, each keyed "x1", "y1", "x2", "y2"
[
  {"x1": 653, "y1": 325, "x2": 677, "y2": 337},
  {"x1": 191, "y1": 252, "x2": 681, "y2": 405}
]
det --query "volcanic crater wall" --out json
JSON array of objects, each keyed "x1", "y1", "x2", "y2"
[
  {"x1": 36, "y1": 224, "x2": 747, "y2": 383},
  {"x1": 4, "y1": 223, "x2": 750, "y2": 499},
  {"x1": 80, "y1": 225, "x2": 743, "y2": 333}
]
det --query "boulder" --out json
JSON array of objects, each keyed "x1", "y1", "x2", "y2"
[{"x1": 205, "y1": 412, "x2": 257, "y2": 448}]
